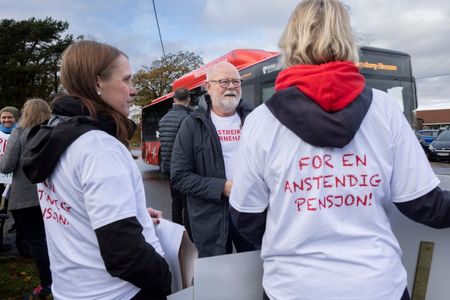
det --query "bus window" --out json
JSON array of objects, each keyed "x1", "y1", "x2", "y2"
[
  {"x1": 241, "y1": 84, "x2": 256, "y2": 108},
  {"x1": 262, "y1": 83, "x2": 276, "y2": 102},
  {"x1": 387, "y1": 86, "x2": 405, "y2": 112},
  {"x1": 365, "y1": 77, "x2": 415, "y2": 124}
]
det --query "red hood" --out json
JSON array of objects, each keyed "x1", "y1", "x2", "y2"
[{"x1": 275, "y1": 61, "x2": 365, "y2": 112}]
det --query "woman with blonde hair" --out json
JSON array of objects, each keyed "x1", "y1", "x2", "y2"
[
  {"x1": 22, "y1": 40, "x2": 171, "y2": 300},
  {"x1": 0, "y1": 98, "x2": 52, "y2": 298},
  {"x1": 230, "y1": 0, "x2": 450, "y2": 299}
]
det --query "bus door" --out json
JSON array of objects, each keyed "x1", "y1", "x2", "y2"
[{"x1": 141, "y1": 99, "x2": 173, "y2": 166}]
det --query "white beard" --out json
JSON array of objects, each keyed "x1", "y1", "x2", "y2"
[{"x1": 218, "y1": 97, "x2": 239, "y2": 113}]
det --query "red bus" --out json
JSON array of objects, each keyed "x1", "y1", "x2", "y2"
[
  {"x1": 141, "y1": 47, "x2": 417, "y2": 168},
  {"x1": 141, "y1": 49, "x2": 278, "y2": 167}
]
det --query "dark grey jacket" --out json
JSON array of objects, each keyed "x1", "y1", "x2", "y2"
[
  {"x1": 0, "y1": 127, "x2": 39, "y2": 211},
  {"x1": 158, "y1": 104, "x2": 191, "y2": 174},
  {"x1": 170, "y1": 99, "x2": 252, "y2": 257}
]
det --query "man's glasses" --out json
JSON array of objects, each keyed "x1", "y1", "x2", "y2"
[{"x1": 208, "y1": 79, "x2": 242, "y2": 88}]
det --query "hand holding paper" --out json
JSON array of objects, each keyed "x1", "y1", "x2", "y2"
[{"x1": 147, "y1": 207, "x2": 162, "y2": 224}]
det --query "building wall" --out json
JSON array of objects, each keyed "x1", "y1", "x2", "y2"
[{"x1": 415, "y1": 109, "x2": 450, "y2": 129}]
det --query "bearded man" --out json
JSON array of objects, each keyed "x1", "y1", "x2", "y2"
[{"x1": 170, "y1": 62, "x2": 255, "y2": 258}]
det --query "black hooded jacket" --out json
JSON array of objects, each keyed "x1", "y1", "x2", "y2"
[{"x1": 22, "y1": 96, "x2": 171, "y2": 298}]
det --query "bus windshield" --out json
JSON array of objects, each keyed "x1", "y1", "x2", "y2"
[{"x1": 358, "y1": 46, "x2": 416, "y2": 124}]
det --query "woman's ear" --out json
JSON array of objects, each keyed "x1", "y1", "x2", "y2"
[{"x1": 96, "y1": 75, "x2": 102, "y2": 96}]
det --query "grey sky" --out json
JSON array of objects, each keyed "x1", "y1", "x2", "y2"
[{"x1": 1, "y1": 0, "x2": 449, "y2": 109}]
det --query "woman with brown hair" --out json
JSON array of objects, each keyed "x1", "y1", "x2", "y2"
[
  {"x1": 22, "y1": 40, "x2": 171, "y2": 300},
  {"x1": 0, "y1": 98, "x2": 52, "y2": 298}
]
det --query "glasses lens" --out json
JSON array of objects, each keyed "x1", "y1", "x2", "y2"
[
  {"x1": 231, "y1": 79, "x2": 241, "y2": 86},
  {"x1": 218, "y1": 80, "x2": 230, "y2": 88},
  {"x1": 217, "y1": 79, "x2": 241, "y2": 88}
]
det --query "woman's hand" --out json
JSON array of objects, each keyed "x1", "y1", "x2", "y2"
[
  {"x1": 223, "y1": 180, "x2": 233, "y2": 197},
  {"x1": 147, "y1": 207, "x2": 162, "y2": 225}
]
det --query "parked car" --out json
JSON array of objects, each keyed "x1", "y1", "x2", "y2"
[
  {"x1": 428, "y1": 129, "x2": 450, "y2": 161},
  {"x1": 416, "y1": 129, "x2": 438, "y2": 151}
]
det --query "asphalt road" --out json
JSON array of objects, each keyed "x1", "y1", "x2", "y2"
[
  {"x1": 430, "y1": 161, "x2": 450, "y2": 176},
  {"x1": 137, "y1": 159, "x2": 172, "y2": 218}
]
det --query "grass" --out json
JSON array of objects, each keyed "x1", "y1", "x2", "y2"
[{"x1": 0, "y1": 256, "x2": 43, "y2": 299}]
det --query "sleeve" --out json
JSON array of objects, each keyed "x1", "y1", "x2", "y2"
[
  {"x1": 230, "y1": 206, "x2": 266, "y2": 247},
  {"x1": 170, "y1": 119, "x2": 226, "y2": 202},
  {"x1": 229, "y1": 113, "x2": 270, "y2": 212},
  {"x1": 389, "y1": 98, "x2": 440, "y2": 202},
  {"x1": 95, "y1": 217, "x2": 171, "y2": 295},
  {"x1": 0, "y1": 128, "x2": 21, "y2": 174},
  {"x1": 395, "y1": 186, "x2": 450, "y2": 228},
  {"x1": 229, "y1": 113, "x2": 270, "y2": 246}
]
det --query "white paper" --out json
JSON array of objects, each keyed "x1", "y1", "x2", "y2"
[
  {"x1": 179, "y1": 230, "x2": 197, "y2": 288},
  {"x1": 2, "y1": 184, "x2": 10, "y2": 198},
  {"x1": 0, "y1": 131, "x2": 12, "y2": 184},
  {"x1": 154, "y1": 218, "x2": 184, "y2": 292},
  {"x1": 0, "y1": 173, "x2": 12, "y2": 184},
  {"x1": 154, "y1": 219, "x2": 198, "y2": 293},
  {"x1": 167, "y1": 286, "x2": 193, "y2": 300}
]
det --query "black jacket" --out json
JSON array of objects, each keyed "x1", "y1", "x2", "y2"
[
  {"x1": 170, "y1": 99, "x2": 252, "y2": 257},
  {"x1": 158, "y1": 104, "x2": 191, "y2": 174}
]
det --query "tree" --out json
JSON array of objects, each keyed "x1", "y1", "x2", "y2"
[
  {"x1": 0, "y1": 17, "x2": 74, "y2": 108},
  {"x1": 132, "y1": 51, "x2": 203, "y2": 107}
]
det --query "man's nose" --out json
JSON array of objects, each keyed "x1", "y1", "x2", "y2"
[{"x1": 130, "y1": 86, "x2": 137, "y2": 96}]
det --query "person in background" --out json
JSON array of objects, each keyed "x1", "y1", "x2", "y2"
[
  {"x1": 170, "y1": 61, "x2": 255, "y2": 258},
  {"x1": 0, "y1": 105, "x2": 30, "y2": 257},
  {"x1": 0, "y1": 106, "x2": 19, "y2": 243},
  {"x1": 0, "y1": 98, "x2": 53, "y2": 298},
  {"x1": 158, "y1": 88, "x2": 192, "y2": 237},
  {"x1": 22, "y1": 40, "x2": 171, "y2": 300},
  {"x1": 0, "y1": 106, "x2": 19, "y2": 134},
  {"x1": 229, "y1": 1, "x2": 450, "y2": 300}
]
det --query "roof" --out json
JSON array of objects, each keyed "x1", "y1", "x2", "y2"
[{"x1": 144, "y1": 49, "x2": 279, "y2": 108}]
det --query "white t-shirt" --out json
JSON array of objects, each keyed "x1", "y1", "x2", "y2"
[
  {"x1": 38, "y1": 130, "x2": 164, "y2": 300},
  {"x1": 211, "y1": 110, "x2": 242, "y2": 180},
  {"x1": 230, "y1": 88, "x2": 439, "y2": 300},
  {"x1": 0, "y1": 130, "x2": 10, "y2": 158}
]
